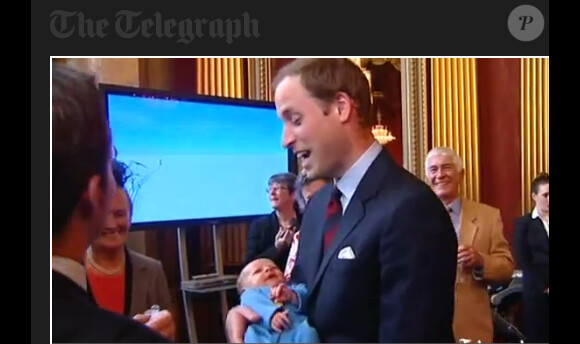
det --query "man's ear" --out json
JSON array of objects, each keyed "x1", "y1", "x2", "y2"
[
  {"x1": 79, "y1": 175, "x2": 104, "y2": 218},
  {"x1": 334, "y1": 92, "x2": 353, "y2": 123}
]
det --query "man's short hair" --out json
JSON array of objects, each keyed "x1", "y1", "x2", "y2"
[
  {"x1": 52, "y1": 64, "x2": 111, "y2": 236},
  {"x1": 425, "y1": 147, "x2": 464, "y2": 173},
  {"x1": 531, "y1": 172, "x2": 549, "y2": 194},
  {"x1": 294, "y1": 173, "x2": 331, "y2": 212},
  {"x1": 272, "y1": 58, "x2": 373, "y2": 127}
]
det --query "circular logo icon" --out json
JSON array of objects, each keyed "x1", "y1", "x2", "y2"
[{"x1": 508, "y1": 5, "x2": 545, "y2": 41}]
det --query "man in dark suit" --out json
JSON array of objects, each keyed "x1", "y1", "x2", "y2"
[
  {"x1": 513, "y1": 173, "x2": 549, "y2": 343},
  {"x1": 226, "y1": 58, "x2": 457, "y2": 343},
  {"x1": 52, "y1": 64, "x2": 173, "y2": 343}
]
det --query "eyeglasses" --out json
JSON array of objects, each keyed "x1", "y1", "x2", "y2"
[{"x1": 266, "y1": 186, "x2": 288, "y2": 193}]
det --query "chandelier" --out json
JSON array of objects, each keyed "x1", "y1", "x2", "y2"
[
  {"x1": 372, "y1": 124, "x2": 396, "y2": 144},
  {"x1": 349, "y1": 58, "x2": 401, "y2": 72},
  {"x1": 371, "y1": 91, "x2": 396, "y2": 145},
  {"x1": 349, "y1": 58, "x2": 396, "y2": 145}
]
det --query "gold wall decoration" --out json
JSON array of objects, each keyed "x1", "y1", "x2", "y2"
[
  {"x1": 348, "y1": 58, "x2": 373, "y2": 87},
  {"x1": 359, "y1": 58, "x2": 401, "y2": 72},
  {"x1": 401, "y1": 58, "x2": 429, "y2": 180},
  {"x1": 521, "y1": 58, "x2": 549, "y2": 213},
  {"x1": 196, "y1": 58, "x2": 244, "y2": 98},
  {"x1": 430, "y1": 58, "x2": 480, "y2": 202},
  {"x1": 247, "y1": 58, "x2": 273, "y2": 101}
]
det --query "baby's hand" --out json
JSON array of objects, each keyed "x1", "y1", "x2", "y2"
[
  {"x1": 271, "y1": 309, "x2": 291, "y2": 333},
  {"x1": 270, "y1": 283, "x2": 295, "y2": 304}
]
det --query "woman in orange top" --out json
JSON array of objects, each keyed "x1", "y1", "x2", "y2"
[{"x1": 85, "y1": 159, "x2": 173, "y2": 318}]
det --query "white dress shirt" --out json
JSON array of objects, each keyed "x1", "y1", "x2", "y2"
[
  {"x1": 532, "y1": 207, "x2": 549, "y2": 237},
  {"x1": 335, "y1": 141, "x2": 383, "y2": 214}
]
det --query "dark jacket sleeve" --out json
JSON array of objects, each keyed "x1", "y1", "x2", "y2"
[
  {"x1": 243, "y1": 215, "x2": 293, "y2": 269},
  {"x1": 244, "y1": 219, "x2": 266, "y2": 265},
  {"x1": 513, "y1": 216, "x2": 531, "y2": 271},
  {"x1": 513, "y1": 215, "x2": 549, "y2": 294}
]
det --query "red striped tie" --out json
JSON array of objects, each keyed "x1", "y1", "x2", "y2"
[{"x1": 323, "y1": 186, "x2": 343, "y2": 251}]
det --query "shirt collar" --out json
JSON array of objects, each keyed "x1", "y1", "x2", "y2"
[
  {"x1": 52, "y1": 255, "x2": 87, "y2": 291},
  {"x1": 532, "y1": 207, "x2": 549, "y2": 223},
  {"x1": 335, "y1": 141, "x2": 383, "y2": 203},
  {"x1": 446, "y1": 197, "x2": 462, "y2": 214}
]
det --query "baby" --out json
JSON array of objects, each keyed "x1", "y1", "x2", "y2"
[{"x1": 237, "y1": 258, "x2": 319, "y2": 343}]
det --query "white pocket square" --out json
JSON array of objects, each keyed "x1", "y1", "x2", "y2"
[{"x1": 337, "y1": 246, "x2": 356, "y2": 260}]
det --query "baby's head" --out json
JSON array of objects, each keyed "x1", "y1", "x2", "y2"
[{"x1": 237, "y1": 258, "x2": 285, "y2": 294}]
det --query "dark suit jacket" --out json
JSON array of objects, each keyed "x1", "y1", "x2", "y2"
[
  {"x1": 513, "y1": 213, "x2": 549, "y2": 298},
  {"x1": 291, "y1": 148, "x2": 458, "y2": 343},
  {"x1": 244, "y1": 211, "x2": 301, "y2": 270},
  {"x1": 52, "y1": 270, "x2": 171, "y2": 343},
  {"x1": 513, "y1": 213, "x2": 549, "y2": 342}
]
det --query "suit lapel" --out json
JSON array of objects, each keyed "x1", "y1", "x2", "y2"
[
  {"x1": 268, "y1": 212, "x2": 280, "y2": 244},
  {"x1": 531, "y1": 216, "x2": 549, "y2": 248},
  {"x1": 310, "y1": 148, "x2": 390, "y2": 293},
  {"x1": 302, "y1": 186, "x2": 330, "y2": 291},
  {"x1": 127, "y1": 249, "x2": 153, "y2": 316},
  {"x1": 124, "y1": 247, "x2": 134, "y2": 316},
  {"x1": 311, "y1": 197, "x2": 365, "y2": 290},
  {"x1": 459, "y1": 199, "x2": 479, "y2": 247},
  {"x1": 455, "y1": 200, "x2": 478, "y2": 286}
]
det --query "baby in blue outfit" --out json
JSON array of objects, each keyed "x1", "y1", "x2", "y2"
[{"x1": 237, "y1": 258, "x2": 319, "y2": 343}]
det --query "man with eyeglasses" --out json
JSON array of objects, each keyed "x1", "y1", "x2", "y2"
[{"x1": 243, "y1": 173, "x2": 300, "y2": 271}]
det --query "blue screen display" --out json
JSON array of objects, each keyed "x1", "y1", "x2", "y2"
[{"x1": 107, "y1": 93, "x2": 288, "y2": 225}]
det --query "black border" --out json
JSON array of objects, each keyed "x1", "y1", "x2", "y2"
[
  {"x1": 33, "y1": 57, "x2": 50, "y2": 344},
  {"x1": 101, "y1": 83, "x2": 296, "y2": 230},
  {"x1": 41, "y1": 1, "x2": 549, "y2": 56}
]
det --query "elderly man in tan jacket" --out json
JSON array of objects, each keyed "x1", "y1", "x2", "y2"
[{"x1": 425, "y1": 147, "x2": 514, "y2": 343}]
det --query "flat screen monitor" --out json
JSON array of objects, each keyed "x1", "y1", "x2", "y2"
[{"x1": 102, "y1": 85, "x2": 294, "y2": 228}]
